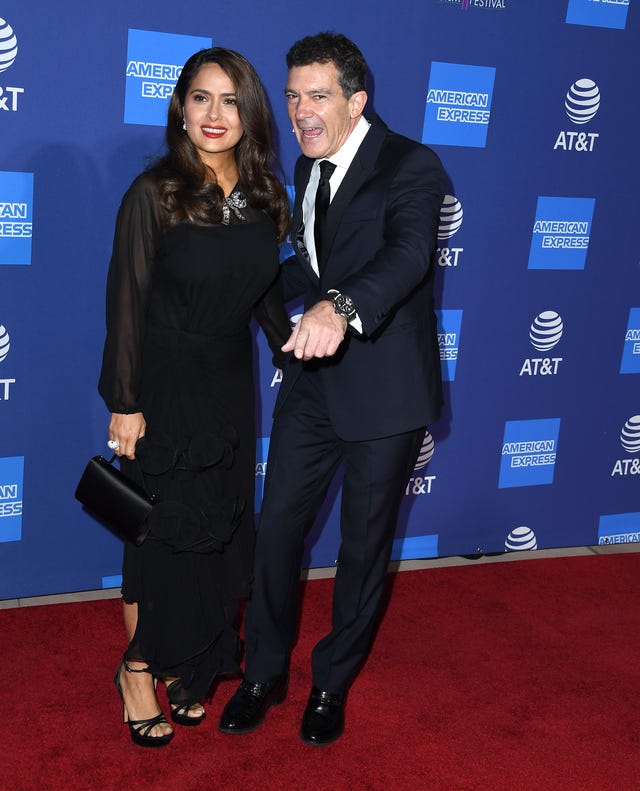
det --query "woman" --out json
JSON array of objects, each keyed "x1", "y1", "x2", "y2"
[{"x1": 99, "y1": 48, "x2": 290, "y2": 747}]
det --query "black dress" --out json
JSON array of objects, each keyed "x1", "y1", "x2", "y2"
[{"x1": 99, "y1": 173, "x2": 289, "y2": 706}]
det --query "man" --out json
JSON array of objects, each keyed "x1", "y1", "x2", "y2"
[{"x1": 219, "y1": 32, "x2": 446, "y2": 745}]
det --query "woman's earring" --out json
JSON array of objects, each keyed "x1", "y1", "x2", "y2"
[{"x1": 182, "y1": 118, "x2": 187, "y2": 131}]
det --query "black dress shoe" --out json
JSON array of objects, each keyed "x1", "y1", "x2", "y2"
[
  {"x1": 300, "y1": 686, "x2": 345, "y2": 746},
  {"x1": 218, "y1": 677, "x2": 287, "y2": 734}
]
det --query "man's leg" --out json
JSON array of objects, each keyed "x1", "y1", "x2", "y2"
[
  {"x1": 312, "y1": 427, "x2": 424, "y2": 691},
  {"x1": 300, "y1": 427, "x2": 424, "y2": 745},
  {"x1": 220, "y1": 372, "x2": 341, "y2": 733}
]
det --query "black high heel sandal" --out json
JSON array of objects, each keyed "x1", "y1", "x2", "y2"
[
  {"x1": 114, "y1": 661, "x2": 174, "y2": 747},
  {"x1": 166, "y1": 679, "x2": 206, "y2": 727}
]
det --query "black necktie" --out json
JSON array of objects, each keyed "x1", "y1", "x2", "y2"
[{"x1": 314, "y1": 159, "x2": 336, "y2": 268}]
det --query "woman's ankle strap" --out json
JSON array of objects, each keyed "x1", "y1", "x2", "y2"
[{"x1": 123, "y1": 659, "x2": 152, "y2": 674}]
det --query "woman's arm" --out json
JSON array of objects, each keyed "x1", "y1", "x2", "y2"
[{"x1": 98, "y1": 174, "x2": 161, "y2": 457}]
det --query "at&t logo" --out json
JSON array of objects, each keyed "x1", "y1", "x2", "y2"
[
  {"x1": 553, "y1": 78, "x2": 600, "y2": 153},
  {"x1": 0, "y1": 324, "x2": 15, "y2": 401},
  {"x1": 519, "y1": 311, "x2": 563, "y2": 376},
  {"x1": 611, "y1": 415, "x2": 640, "y2": 477},
  {"x1": 405, "y1": 430, "x2": 436, "y2": 496},
  {"x1": 505, "y1": 526, "x2": 537, "y2": 551},
  {"x1": 0, "y1": 19, "x2": 23, "y2": 113},
  {"x1": 254, "y1": 437, "x2": 270, "y2": 511},
  {"x1": 270, "y1": 313, "x2": 301, "y2": 387},
  {"x1": 437, "y1": 195, "x2": 463, "y2": 268}
]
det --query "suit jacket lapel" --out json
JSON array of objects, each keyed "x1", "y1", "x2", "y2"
[
  {"x1": 290, "y1": 115, "x2": 389, "y2": 279},
  {"x1": 322, "y1": 116, "x2": 388, "y2": 262},
  {"x1": 292, "y1": 157, "x2": 317, "y2": 280}
]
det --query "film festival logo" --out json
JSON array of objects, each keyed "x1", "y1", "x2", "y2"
[
  {"x1": 0, "y1": 18, "x2": 23, "y2": 113},
  {"x1": 436, "y1": 308, "x2": 463, "y2": 382},
  {"x1": 437, "y1": 195, "x2": 464, "y2": 269},
  {"x1": 498, "y1": 418, "x2": 561, "y2": 489},
  {"x1": 566, "y1": 0, "x2": 630, "y2": 31},
  {"x1": 439, "y1": 0, "x2": 508, "y2": 10},
  {"x1": 0, "y1": 323, "x2": 15, "y2": 403},
  {"x1": 528, "y1": 196, "x2": 595, "y2": 270},
  {"x1": 0, "y1": 171, "x2": 33, "y2": 266},
  {"x1": 553, "y1": 78, "x2": 600, "y2": 153},
  {"x1": 124, "y1": 29, "x2": 212, "y2": 126},
  {"x1": 519, "y1": 310, "x2": 564, "y2": 377},
  {"x1": 422, "y1": 62, "x2": 496, "y2": 148},
  {"x1": 0, "y1": 455, "x2": 23, "y2": 543},
  {"x1": 405, "y1": 430, "x2": 436, "y2": 497},
  {"x1": 611, "y1": 415, "x2": 640, "y2": 478},
  {"x1": 620, "y1": 307, "x2": 640, "y2": 374}
]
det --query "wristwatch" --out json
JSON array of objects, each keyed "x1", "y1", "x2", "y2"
[{"x1": 329, "y1": 291, "x2": 357, "y2": 322}]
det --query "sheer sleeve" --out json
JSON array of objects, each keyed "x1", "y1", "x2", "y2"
[
  {"x1": 254, "y1": 270, "x2": 291, "y2": 370},
  {"x1": 98, "y1": 173, "x2": 163, "y2": 413}
]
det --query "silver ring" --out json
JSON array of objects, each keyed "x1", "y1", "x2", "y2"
[{"x1": 107, "y1": 439, "x2": 120, "y2": 450}]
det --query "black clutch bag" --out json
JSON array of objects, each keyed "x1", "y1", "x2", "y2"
[{"x1": 75, "y1": 455, "x2": 154, "y2": 546}]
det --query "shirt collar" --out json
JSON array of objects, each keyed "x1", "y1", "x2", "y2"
[{"x1": 321, "y1": 115, "x2": 371, "y2": 172}]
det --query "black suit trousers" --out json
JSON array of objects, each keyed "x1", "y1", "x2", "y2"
[{"x1": 244, "y1": 368, "x2": 425, "y2": 694}]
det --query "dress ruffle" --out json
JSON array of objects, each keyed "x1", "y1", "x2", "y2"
[{"x1": 136, "y1": 427, "x2": 246, "y2": 553}]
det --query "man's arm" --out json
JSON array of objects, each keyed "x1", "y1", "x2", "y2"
[
  {"x1": 331, "y1": 144, "x2": 445, "y2": 337},
  {"x1": 282, "y1": 143, "x2": 445, "y2": 359}
]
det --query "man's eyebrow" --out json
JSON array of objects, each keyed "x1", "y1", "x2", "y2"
[{"x1": 284, "y1": 86, "x2": 335, "y2": 95}]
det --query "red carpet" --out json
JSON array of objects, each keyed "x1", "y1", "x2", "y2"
[{"x1": 2, "y1": 553, "x2": 640, "y2": 790}]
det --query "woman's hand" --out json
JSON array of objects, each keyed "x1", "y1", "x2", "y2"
[{"x1": 108, "y1": 412, "x2": 146, "y2": 460}]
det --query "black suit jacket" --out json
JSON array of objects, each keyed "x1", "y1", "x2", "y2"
[{"x1": 276, "y1": 114, "x2": 446, "y2": 442}]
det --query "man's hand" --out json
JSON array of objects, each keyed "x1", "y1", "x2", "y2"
[
  {"x1": 108, "y1": 412, "x2": 146, "y2": 460},
  {"x1": 282, "y1": 300, "x2": 348, "y2": 361}
]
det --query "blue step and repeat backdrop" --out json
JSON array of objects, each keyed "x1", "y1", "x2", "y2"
[{"x1": 1, "y1": 0, "x2": 638, "y2": 599}]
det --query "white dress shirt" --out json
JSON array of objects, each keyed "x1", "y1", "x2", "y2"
[{"x1": 301, "y1": 115, "x2": 371, "y2": 331}]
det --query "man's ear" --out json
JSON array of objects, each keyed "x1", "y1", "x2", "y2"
[{"x1": 348, "y1": 90, "x2": 368, "y2": 119}]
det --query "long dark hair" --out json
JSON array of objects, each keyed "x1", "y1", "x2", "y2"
[{"x1": 150, "y1": 47, "x2": 290, "y2": 241}]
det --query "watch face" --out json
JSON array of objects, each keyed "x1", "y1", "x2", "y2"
[{"x1": 334, "y1": 294, "x2": 355, "y2": 318}]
